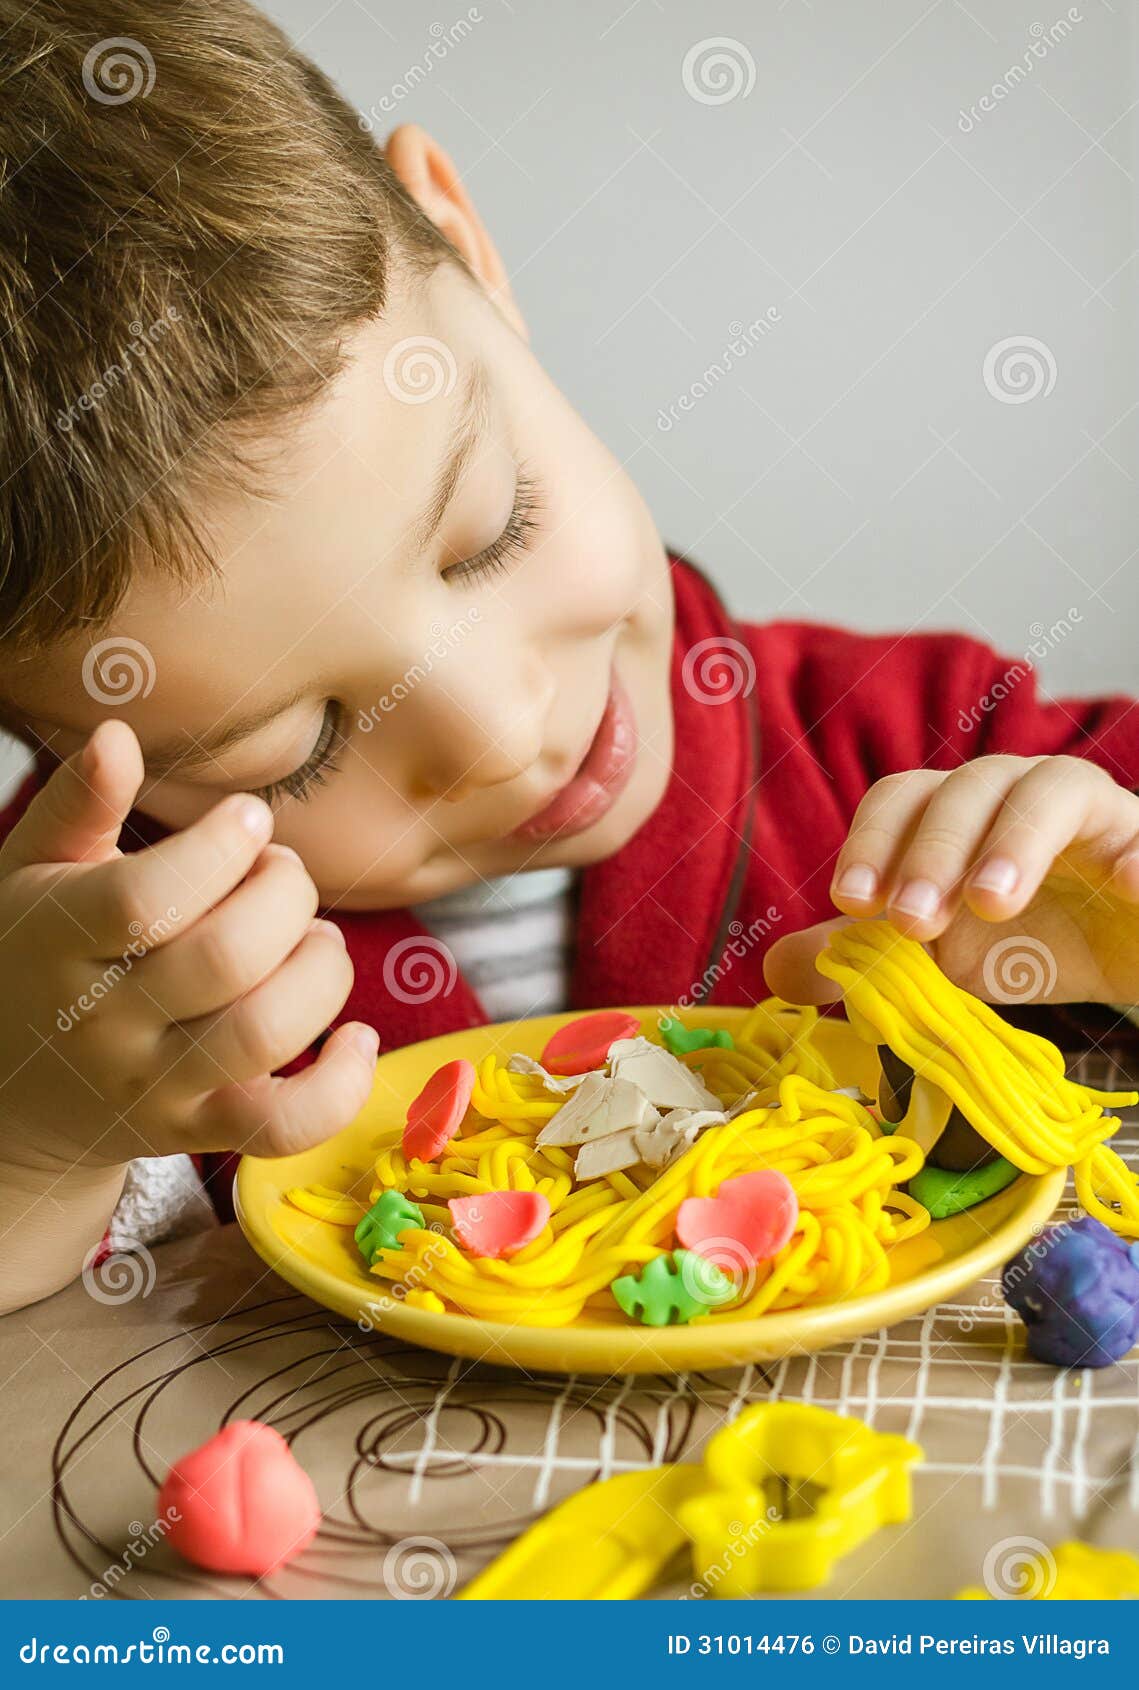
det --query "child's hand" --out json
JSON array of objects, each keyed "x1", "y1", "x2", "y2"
[
  {"x1": 0, "y1": 719, "x2": 379, "y2": 1175},
  {"x1": 765, "y1": 754, "x2": 1139, "y2": 1009}
]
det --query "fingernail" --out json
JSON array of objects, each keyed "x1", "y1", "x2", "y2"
[
  {"x1": 352, "y1": 1026, "x2": 380, "y2": 1061},
  {"x1": 893, "y1": 879, "x2": 941, "y2": 921},
  {"x1": 971, "y1": 856, "x2": 1019, "y2": 896},
  {"x1": 835, "y1": 864, "x2": 878, "y2": 902},
  {"x1": 232, "y1": 796, "x2": 271, "y2": 836},
  {"x1": 311, "y1": 918, "x2": 346, "y2": 946}
]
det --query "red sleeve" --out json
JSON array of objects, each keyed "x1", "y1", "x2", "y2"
[{"x1": 751, "y1": 621, "x2": 1139, "y2": 791}]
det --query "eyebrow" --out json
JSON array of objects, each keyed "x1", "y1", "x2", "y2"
[{"x1": 409, "y1": 359, "x2": 490, "y2": 554}]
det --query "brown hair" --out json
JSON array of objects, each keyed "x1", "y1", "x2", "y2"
[{"x1": 0, "y1": 0, "x2": 448, "y2": 650}]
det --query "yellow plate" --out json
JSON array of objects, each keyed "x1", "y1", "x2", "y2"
[{"x1": 235, "y1": 1007, "x2": 1066, "y2": 1376}]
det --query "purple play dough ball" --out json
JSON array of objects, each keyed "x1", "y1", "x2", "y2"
[{"x1": 1002, "y1": 1215, "x2": 1139, "y2": 1368}]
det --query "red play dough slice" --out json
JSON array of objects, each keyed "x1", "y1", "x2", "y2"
[
  {"x1": 676, "y1": 1170, "x2": 798, "y2": 1271},
  {"x1": 158, "y1": 1420, "x2": 320, "y2": 1578},
  {"x1": 540, "y1": 1010, "x2": 641, "y2": 1076},
  {"x1": 449, "y1": 1190, "x2": 551, "y2": 1258},
  {"x1": 403, "y1": 1058, "x2": 476, "y2": 1162}
]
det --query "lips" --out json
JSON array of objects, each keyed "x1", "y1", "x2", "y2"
[{"x1": 511, "y1": 674, "x2": 637, "y2": 842}]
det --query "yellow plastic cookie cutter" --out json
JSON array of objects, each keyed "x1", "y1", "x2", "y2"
[
  {"x1": 958, "y1": 1541, "x2": 1139, "y2": 1601},
  {"x1": 459, "y1": 1403, "x2": 922, "y2": 1599}
]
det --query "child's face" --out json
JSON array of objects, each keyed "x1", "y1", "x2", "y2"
[{"x1": 13, "y1": 259, "x2": 675, "y2": 908}]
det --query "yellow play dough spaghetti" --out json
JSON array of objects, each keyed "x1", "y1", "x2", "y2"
[
  {"x1": 816, "y1": 921, "x2": 1139, "y2": 1238},
  {"x1": 347, "y1": 1002, "x2": 930, "y2": 1327}
]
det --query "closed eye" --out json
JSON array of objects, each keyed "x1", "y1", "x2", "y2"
[
  {"x1": 245, "y1": 700, "x2": 346, "y2": 807},
  {"x1": 442, "y1": 468, "x2": 542, "y2": 584}
]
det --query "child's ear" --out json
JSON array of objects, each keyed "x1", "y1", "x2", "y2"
[{"x1": 385, "y1": 124, "x2": 527, "y2": 340}]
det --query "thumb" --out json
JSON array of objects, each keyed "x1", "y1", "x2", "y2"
[
  {"x1": 1, "y1": 719, "x2": 145, "y2": 871},
  {"x1": 762, "y1": 916, "x2": 851, "y2": 1005}
]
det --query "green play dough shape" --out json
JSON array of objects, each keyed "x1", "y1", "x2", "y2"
[
  {"x1": 907, "y1": 1157, "x2": 1020, "y2": 1220},
  {"x1": 611, "y1": 1249, "x2": 738, "y2": 1326},
  {"x1": 355, "y1": 1190, "x2": 424, "y2": 1265},
  {"x1": 658, "y1": 1016, "x2": 734, "y2": 1056}
]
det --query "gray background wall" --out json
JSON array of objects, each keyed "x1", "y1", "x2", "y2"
[
  {"x1": 3, "y1": 0, "x2": 1134, "y2": 796},
  {"x1": 264, "y1": 0, "x2": 1138, "y2": 695}
]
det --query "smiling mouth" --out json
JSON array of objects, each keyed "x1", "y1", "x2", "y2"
[{"x1": 510, "y1": 673, "x2": 637, "y2": 842}]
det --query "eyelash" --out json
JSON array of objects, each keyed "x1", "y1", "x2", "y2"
[
  {"x1": 247, "y1": 700, "x2": 345, "y2": 808},
  {"x1": 242, "y1": 477, "x2": 540, "y2": 808},
  {"x1": 441, "y1": 469, "x2": 542, "y2": 584}
]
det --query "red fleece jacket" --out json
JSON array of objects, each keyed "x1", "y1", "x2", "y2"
[{"x1": 4, "y1": 556, "x2": 1138, "y2": 1219}]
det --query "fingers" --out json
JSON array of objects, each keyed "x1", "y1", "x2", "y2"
[
  {"x1": 762, "y1": 918, "x2": 851, "y2": 1004},
  {"x1": 1, "y1": 719, "x2": 143, "y2": 872},
  {"x1": 158, "y1": 920, "x2": 354, "y2": 1093},
  {"x1": 878, "y1": 761, "x2": 1023, "y2": 937},
  {"x1": 71, "y1": 790, "x2": 274, "y2": 955},
  {"x1": 963, "y1": 757, "x2": 1139, "y2": 920},
  {"x1": 133, "y1": 844, "x2": 318, "y2": 1021},
  {"x1": 189, "y1": 1020, "x2": 380, "y2": 1157},
  {"x1": 829, "y1": 770, "x2": 945, "y2": 917}
]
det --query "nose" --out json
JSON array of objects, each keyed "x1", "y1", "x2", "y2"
[{"x1": 406, "y1": 652, "x2": 557, "y2": 803}]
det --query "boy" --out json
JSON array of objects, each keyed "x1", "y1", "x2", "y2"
[{"x1": 1, "y1": 0, "x2": 1138, "y2": 1312}]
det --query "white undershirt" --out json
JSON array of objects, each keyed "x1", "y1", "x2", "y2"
[{"x1": 411, "y1": 865, "x2": 578, "y2": 1022}]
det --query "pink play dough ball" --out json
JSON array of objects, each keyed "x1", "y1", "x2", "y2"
[{"x1": 158, "y1": 1420, "x2": 320, "y2": 1578}]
